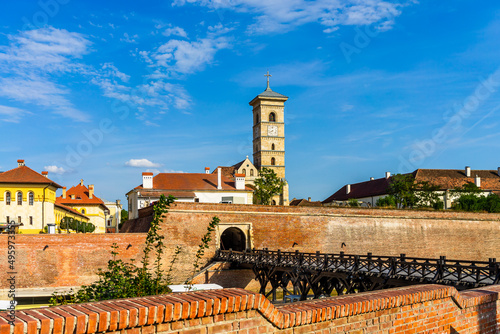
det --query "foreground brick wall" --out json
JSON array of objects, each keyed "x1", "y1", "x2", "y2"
[{"x1": 2, "y1": 285, "x2": 499, "y2": 334}]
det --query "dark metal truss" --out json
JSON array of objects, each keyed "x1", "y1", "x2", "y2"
[{"x1": 213, "y1": 249, "x2": 500, "y2": 302}]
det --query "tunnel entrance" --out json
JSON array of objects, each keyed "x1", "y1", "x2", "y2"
[{"x1": 220, "y1": 227, "x2": 246, "y2": 251}]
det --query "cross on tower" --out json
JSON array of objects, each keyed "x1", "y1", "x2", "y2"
[{"x1": 264, "y1": 70, "x2": 272, "y2": 90}]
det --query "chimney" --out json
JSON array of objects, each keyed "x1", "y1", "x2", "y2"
[
  {"x1": 475, "y1": 175, "x2": 481, "y2": 188},
  {"x1": 205, "y1": 167, "x2": 210, "y2": 174},
  {"x1": 116, "y1": 199, "x2": 121, "y2": 205},
  {"x1": 41, "y1": 171, "x2": 48, "y2": 178},
  {"x1": 308, "y1": 197, "x2": 311, "y2": 202},
  {"x1": 89, "y1": 185, "x2": 94, "y2": 199},
  {"x1": 17, "y1": 159, "x2": 25, "y2": 167},
  {"x1": 142, "y1": 172, "x2": 154, "y2": 189},
  {"x1": 346, "y1": 184, "x2": 351, "y2": 194},
  {"x1": 385, "y1": 172, "x2": 391, "y2": 179},
  {"x1": 80, "y1": 179, "x2": 84, "y2": 186},
  {"x1": 497, "y1": 167, "x2": 500, "y2": 177},
  {"x1": 217, "y1": 168, "x2": 222, "y2": 190},
  {"x1": 70, "y1": 194, "x2": 75, "y2": 199},
  {"x1": 235, "y1": 173, "x2": 245, "y2": 190},
  {"x1": 370, "y1": 177, "x2": 374, "y2": 181},
  {"x1": 465, "y1": 166, "x2": 471, "y2": 177},
  {"x1": 62, "y1": 187, "x2": 67, "y2": 199}
]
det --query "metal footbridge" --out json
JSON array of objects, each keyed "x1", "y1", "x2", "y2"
[{"x1": 214, "y1": 249, "x2": 500, "y2": 302}]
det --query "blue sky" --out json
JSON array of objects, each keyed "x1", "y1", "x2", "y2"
[{"x1": 1, "y1": 0, "x2": 500, "y2": 204}]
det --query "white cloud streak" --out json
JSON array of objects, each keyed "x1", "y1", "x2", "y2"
[
  {"x1": 125, "y1": 159, "x2": 162, "y2": 168},
  {"x1": 0, "y1": 27, "x2": 92, "y2": 122},
  {"x1": 173, "y1": 0, "x2": 412, "y2": 34}
]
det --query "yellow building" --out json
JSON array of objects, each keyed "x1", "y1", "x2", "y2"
[
  {"x1": 56, "y1": 180, "x2": 109, "y2": 233},
  {"x1": 249, "y1": 73, "x2": 289, "y2": 205},
  {"x1": 0, "y1": 159, "x2": 62, "y2": 234},
  {"x1": 54, "y1": 203, "x2": 90, "y2": 232}
]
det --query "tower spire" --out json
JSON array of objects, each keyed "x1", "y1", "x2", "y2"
[{"x1": 264, "y1": 70, "x2": 272, "y2": 91}]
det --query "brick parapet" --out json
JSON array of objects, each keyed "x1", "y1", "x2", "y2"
[{"x1": 2, "y1": 285, "x2": 499, "y2": 334}]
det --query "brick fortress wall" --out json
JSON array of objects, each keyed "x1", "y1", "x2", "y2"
[
  {"x1": 2, "y1": 285, "x2": 499, "y2": 333},
  {"x1": 2, "y1": 203, "x2": 500, "y2": 289}
]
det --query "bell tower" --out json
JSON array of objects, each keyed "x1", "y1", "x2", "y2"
[{"x1": 249, "y1": 71, "x2": 289, "y2": 205}]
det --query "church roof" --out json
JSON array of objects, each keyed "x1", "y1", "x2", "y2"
[
  {"x1": 0, "y1": 165, "x2": 62, "y2": 188},
  {"x1": 257, "y1": 87, "x2": 288, "y2": 99},
  {"x1": 249, "y1": 87, "x2": 288, "y2": 105}
]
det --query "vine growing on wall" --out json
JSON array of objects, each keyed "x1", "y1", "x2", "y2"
[
  {"x1": 51, "y1": 194, "x2": 175, "y2": 304},
  {"x1": 185, "y1": 216, "x2": 220, "y2": 286}
]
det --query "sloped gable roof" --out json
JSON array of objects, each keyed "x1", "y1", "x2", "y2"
[
  {"x1": 323, "y1": 168, "x2": 500, "y2": 203},
  {"x1": 0, "y1": 165, "x2": 62, "y2": 188},
  {"x1": 56, "y1": 184, "x2": 108, "y2": 208},
  {"x1": 135, "y1": 173, "x2": 251, "y2": 191}
]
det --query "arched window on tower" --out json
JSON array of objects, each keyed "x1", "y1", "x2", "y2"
[
  {"x1": 5, "y1": 191, "x2": 11, "y2": 205},
  {"x1": 29, "y1": 192, "x2": 34, "y2": 206},
  {"x1": 269, "y1": 112, "x2": 276, "y2": 122},
  {"x1": 271, "y1": 143, "x2": 275, "y2": 150},
  {"x1": 271, "y1": 157, "x2": 276, "y2": 165},
  {"x1": 255, "y1": 114, "x2": 259, "y2": 125}
]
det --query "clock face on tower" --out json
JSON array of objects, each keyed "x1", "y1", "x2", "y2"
[{"x1": 267, "y1": 125, "x2": 278, "y2": 136}]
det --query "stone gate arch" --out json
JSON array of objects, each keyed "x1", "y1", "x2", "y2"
[{"x1": 217, "y1": 223, "x2": 253, "y2": 251}]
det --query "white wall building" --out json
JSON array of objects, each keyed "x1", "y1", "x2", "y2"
[{"x1": 126, "y1": 168, "x2": 253, "y2": 219}]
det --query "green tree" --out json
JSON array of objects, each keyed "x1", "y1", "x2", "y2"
[
  {"x1": 253, "y1": 167, "x2": 286, "y2": 205},
  {"x1": 415, "y1": 181, "x2": 442, "y2": 209},
  {"x1": 388, "y1": 174, "x2": 418, "y2": 208},
  {"x1": 376, "y1": 195, "x2": 396, "y2": 208}
]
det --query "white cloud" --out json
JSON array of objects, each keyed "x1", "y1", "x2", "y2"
[
  {"x1": 44, "y1": 165, "x2": 69, "y2": 175},
  {"x1": 125, "y1": 159, "x2": 162, "y2": 168},
  {"x1": 162, "y1": 26, "x2": 188, "y2": 38},
  {"x1": 151, "y1": 36, "x2": 231, "y2": 74},
  {"x1": 0, "y1": 105, "x2": 32, "y2": 123},
  {"x1": 120, "y1": 33, "x2": 139, "y2": 43},
  {"x1": 173, "y1": 0, "x2": 412, "y2": 34},
  {"x1": 0, "y1": 27, "x2": 92, "y2": 122}
]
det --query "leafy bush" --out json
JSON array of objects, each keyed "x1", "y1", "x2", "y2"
[
  {"x1": 376, "y1": 195, "x2": 396, "y2": 208},
  {"x1": 347, "y1": 198, "x2": 359, "y2": 207}
]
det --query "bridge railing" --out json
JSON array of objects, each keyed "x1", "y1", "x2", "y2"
[{"x1": 214, "y1": 249, "x2": 500, "y2": 286}]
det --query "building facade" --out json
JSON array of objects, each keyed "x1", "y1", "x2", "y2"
[
  {"x1": 127, "y1": 169, "x2": 253, "y2": 219},
  {"x1": 323, "y1": 167, "x2": 500, "y2": 209},
  {"x1": 56, "y1": 181, "x2": 109, "y2": 233},
  {"x1": 0, "y1": 160, "x2": 62, "y2": 234}
]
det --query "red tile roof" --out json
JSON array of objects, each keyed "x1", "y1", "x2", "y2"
[
  {"x1": 0, "y1": 165, "x2": 62, "y2": 188},
  {"x1": 56, "y1": 184, "x2": 109, "y2": 209},
  {"x1": 137, "y1": 191, "x2": 196, "y2": 198},
  {"x1": 323, "y1": 169, "x2": 500, "y2": 203},
  {"x1": 135, "y1": 173, "x2": 251, "y2": 191}
]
